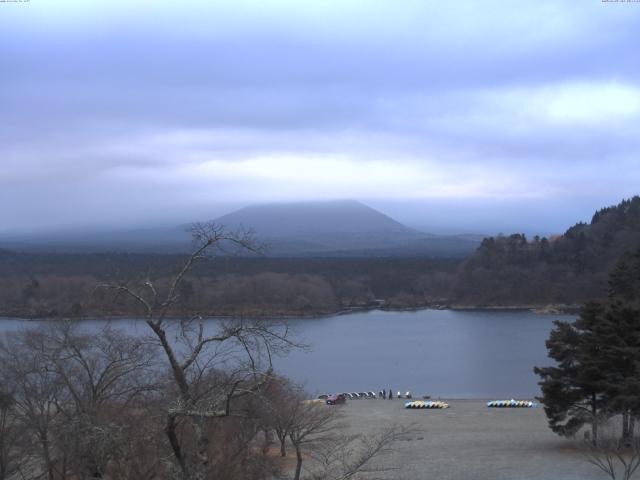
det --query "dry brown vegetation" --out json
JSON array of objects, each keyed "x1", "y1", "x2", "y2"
[
  {"x1": 0, "y1": 223, "x2": 407, "y2": 480},
  {"x1": 3, "y1": 196, "x2": 640, "y2": 318}
]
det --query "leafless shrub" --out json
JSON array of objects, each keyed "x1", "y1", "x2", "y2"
[
  {"x1": 0, "y1": 322, "x2": 161, "y2": 480},
  {"x1": 307, "y1": 425, "x2": 413, "y2": 480},
  {"x1": 0, "y1": 390, "x2": 24, "y2": 480},
  {"x1": 582, "y1": 418, "x2": 640, "y2": 480}
]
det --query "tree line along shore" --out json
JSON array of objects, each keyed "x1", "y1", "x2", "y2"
[
  {"x1": 2, "y1": 199, "x2": 640, "y2": 479},
  {"x1": 1, "y1": 195, "x2": 639, "y2": 319}
]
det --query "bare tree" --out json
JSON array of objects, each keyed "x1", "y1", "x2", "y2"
[
  {"x1": 582, "y1": 417, "x2": 640, "y2": 480},
  {"x1": 285, "y1": 398, "x2": 411, "y2": 480},
  {"x1": 288, "y1": 401, "x2": 340, "y2": 480},
  {"x1": 307, "y1": 425, "x2": 411, "y2": 480},
  {"x1": 0, "y1": 222, "x2": 404, "y2": 480},
  {"x1": 205, "y1": 391, "x2": 281, "y2": 480},
  {"x1": 98, "y1": 222, "x2": 302, "y2": 480},
  {"x1": 43, "y1": 322, "x2": 158, "y2": 412},
  {"x1": 0, "y1": 321, "x2": 163, "y2": 480},
  {"x1": 260, "y1": 375, "x2": 301, "y2": 458},
  {"x1": 0, "y1": 328, "x2": 68, "y2": 480},
  {"x1": 258, "y1": 372, "x2": 412, "y2": 480},
  {"x1": 92, "y1": 403, "x2": 170, "y2": 480},
  {"x1": 43, "y1": 322, "x2": 158, "y2": 478},
  {"x1": 0, "y1": 390, "x2": 23, "y2": 480}
]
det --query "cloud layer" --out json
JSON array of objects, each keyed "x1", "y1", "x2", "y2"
[{"x1": 1, "y1": 0, "x2": 639, "y2": 233}]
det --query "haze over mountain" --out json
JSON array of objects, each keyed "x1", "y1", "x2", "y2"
[
  {"x1": 214, "y1": 200, "x2": 479, "y2": 256},
  {"x1": 0, "y1": 200, "x2": 480, "y2": 257},
  {"x1": 216, "y1": 200, "x2": 409, "y2": 253},
  {"x1": 216, "y1": 200, "x2": 418, "y2": 238}
]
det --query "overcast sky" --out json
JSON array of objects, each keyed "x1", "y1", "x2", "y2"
[{"x1": 1, "y1": 0, "x2": 639, "y2": 235}]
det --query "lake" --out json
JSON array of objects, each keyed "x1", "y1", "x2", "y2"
[{"x1": 0, "y1": 309, "x2": 572, "y2": 399}]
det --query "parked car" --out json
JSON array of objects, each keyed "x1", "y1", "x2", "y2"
[
  {"x1": 317, "y1": 394, "x2": 329, "y2": 400},
  {"x1": 358, "y1": 392, "x2": 369, "y2": 399},
  {"x1": 366, "y1": 391, "x2": 377, "y2": 398},
  {"x1": 326, "y1": 394, "x2": 346, "y2": 405},
  {"x1": 350, "y1": 392, "x2": 361, "y2": 399}
]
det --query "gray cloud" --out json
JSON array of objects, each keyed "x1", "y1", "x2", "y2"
[{"x1": 0, "y1": 0, "x2": 639, "y2": 233}]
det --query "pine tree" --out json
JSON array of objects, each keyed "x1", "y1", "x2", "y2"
[
  {"x1": 536, "y1": 249, "x2": 640, "y2": 444},
  {"x1": 592, "y1": 302, "x2": 640, "y2": 443},
  {"x1": 534, "y1": 304, "x2": 608, "y2": 443},
  {"x1": 609, "y1": 249, "x2": 640, "y2": 305}
]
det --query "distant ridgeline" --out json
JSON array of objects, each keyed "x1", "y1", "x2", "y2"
[
  {"x1": 453, "y1": 196, "x2": 640, "y2": 307},
  {"x1": 1, "y1": 197, "x2": 640, "y2": 317}
]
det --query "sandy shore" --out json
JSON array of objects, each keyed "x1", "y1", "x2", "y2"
[{"x1": 333, "y1": 399, "x2": 605, "y2": 480}]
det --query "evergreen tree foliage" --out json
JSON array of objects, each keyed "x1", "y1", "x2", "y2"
[
  {"x1": 534, "y1": 304, "x2": 607, "y2": 441},
  {"x1": 609, "y1": 249, "x2": 640, "y2": 305},
  {"x1": 536, "y1": 249, "x2": 640, "y2": 443},
  {"x1": 458, "y1": 196, "x2": 640, "y2": 306}
]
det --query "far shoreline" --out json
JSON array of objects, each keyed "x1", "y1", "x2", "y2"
[{"x1": 0, "y1": 303, "x2": 580, "y2": 322}]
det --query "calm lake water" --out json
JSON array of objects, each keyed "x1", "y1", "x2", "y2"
[{"x1": 0, "y1": 309, "x2": 572, "y2": 399}]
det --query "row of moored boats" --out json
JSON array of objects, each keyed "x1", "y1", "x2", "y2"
[
  {"x1": 318, "y1": 392, "x2": 378, "y2": 400},
  {"x1": 405, "y1": 400, "x2": 449, "y2": 409},
  {"x1": 405, "y1": 399, "x2": 537, "y2": 409},
  {"x1": 317, "y1": 392, "x2": 537, "y2": 408},
  {"x1": 486, "y1": 399, "x2": 537, "y2": 408}
]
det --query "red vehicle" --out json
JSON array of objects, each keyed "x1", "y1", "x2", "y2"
[{"x1": 326, "y1": 394, "x2": 346, "y2": 405}]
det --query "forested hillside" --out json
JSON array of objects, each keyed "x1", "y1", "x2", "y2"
[
  {"x1": 0, "y1": 252, "x2": 457, "y2": 318},
  {"x1": 451, "y1": 196, "x2": 640, "y2": 306},
  {"x1": 1, "y1": 197, "x2": 639, "y2": 317}
]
